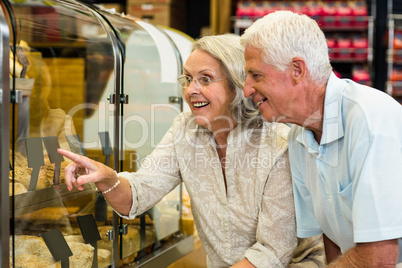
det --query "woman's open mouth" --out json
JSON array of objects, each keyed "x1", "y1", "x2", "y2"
[{"x1": 193, "y1": 102, "x2": 210, "y2": 108}]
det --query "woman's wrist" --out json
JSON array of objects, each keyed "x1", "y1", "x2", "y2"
[
  {"x1": 96, "y1": 170, "x2": 119, "y2": 194},
  {"x1": 100, "y1": 178, "x2": 120, "y2": 194}
]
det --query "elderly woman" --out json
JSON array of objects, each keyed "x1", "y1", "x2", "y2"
[{"x1": 58, "y1": 34, "x2": 324, "y2": 267}]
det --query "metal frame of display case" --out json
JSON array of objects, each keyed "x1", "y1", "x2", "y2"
[
  {"x1": 78, "y1": 3, "x2": 124, "y2": 266},
  {"x1": 0, "y1": 4, "x2": 10, "y2": 267}
]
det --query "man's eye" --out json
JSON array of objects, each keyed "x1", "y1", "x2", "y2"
[
  {"x1": 252, "y1": 74, "x2": 262, "y2": 80},
  {"x1": 185, "y1": 76, "x2": 192, "y2": 83}
]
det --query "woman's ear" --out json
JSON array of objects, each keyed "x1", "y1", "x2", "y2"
[{"x1": 291, "y1": 57, "x2": 306, "y2": 85}]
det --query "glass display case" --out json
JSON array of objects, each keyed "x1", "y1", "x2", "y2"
[{"x1": 1, "y1": 0, "x2": 194, "y2": 267}]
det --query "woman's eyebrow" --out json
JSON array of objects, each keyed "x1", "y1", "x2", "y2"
[{"x1": 183, "y1": 68, "x2": 215, "y2": 76}]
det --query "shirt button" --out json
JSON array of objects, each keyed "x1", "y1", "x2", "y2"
[{"x1": 319, "y1": 146, "x2": 323, "y2": 152}]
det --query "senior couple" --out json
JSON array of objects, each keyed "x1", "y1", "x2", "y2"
[{"x1": 58, "y1": 11, "x2": 402, "y2": 268}]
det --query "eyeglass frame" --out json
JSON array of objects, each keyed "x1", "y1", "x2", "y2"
[{"x1": 177, "y1": 75, "x2": 226, "y2": 89}]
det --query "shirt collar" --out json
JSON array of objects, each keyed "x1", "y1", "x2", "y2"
[
  {"x1": 320, "y1": 72, "x2": 345, "y2": 145},
  {"x1": 295, "y1": 72, "x2": 346, "y2": 155}
]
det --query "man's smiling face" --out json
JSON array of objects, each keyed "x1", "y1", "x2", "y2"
[{"x1": 243, "y1": 45, "x2": 296, "y2": 123}]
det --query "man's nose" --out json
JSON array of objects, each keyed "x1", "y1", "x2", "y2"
[{"x1": 243, "y1": 77, "x2": 255, "y2": 97}]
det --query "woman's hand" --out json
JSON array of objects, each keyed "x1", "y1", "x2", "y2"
[{"x1": 57, "y1": 148, "x2": 117, "y2": 191}]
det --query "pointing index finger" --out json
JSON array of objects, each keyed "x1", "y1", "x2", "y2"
[{"x1": 57, "y1": 148, "x2": 88, "y2": 166}]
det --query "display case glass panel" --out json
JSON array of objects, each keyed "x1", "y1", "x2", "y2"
[
  {"x1": 6, "y1": 0, "x2": 118, "y2": 266},
  {"x1": 83, "y1": 9, "x2": 188, "y2": 260}
]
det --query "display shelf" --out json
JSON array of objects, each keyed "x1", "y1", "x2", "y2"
[
  {"x1": 127, "y1": 233, "x2": 194, "y2": 268},
  {"x1": 233, "y1": 16, "x2": 371, "y2": 33},
  {"x1": 28, "y1": 41, "x2": 87, "y2": 49},
  {"x1": 386, "y1": 12, "x2": 402, "y2": 102},
  {"x1": 10, "y1": 184, "x2": 95, "y2": 217},
  {"x1": 232, "y1": 0, "x2": 375, "y2": 86},
  {"x1": 330, "y1": 57, "x2": 369, "y2": 63},
  {"x1": 386, "y1": 81, "x2": 402, "y2": 97},
  {"x1": 387, "y1": 48, "x2": 402, "y2": 63}
]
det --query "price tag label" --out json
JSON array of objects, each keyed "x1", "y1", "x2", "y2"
[
  {"x1": 77, "y1": 214, "x2": 101, "y2": 268},
  {"x1": 41, "y1": 229, "x2": 73, "y2": 268},
  {"x1": 25, "y1": 137, "x2": 44, "y2": 191},
  {"x1": 43, "y1": 136, "x2": 63, "y2": 185}
]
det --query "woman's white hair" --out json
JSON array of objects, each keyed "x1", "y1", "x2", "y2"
[
  {"x1": 189, "y1": 33, "x2": 260, "y2": 125},
  {"x1": 240, "y1": 10, "x2": 332, "y2": 86}
]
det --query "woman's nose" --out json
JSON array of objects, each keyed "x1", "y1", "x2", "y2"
[{"x1": 186, "y1": 80, "x2": 201, "y2": 95}]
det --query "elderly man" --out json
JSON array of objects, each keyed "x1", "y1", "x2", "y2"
[{"x1": 241, "y1": 10, "x2": 402, "y2": 267}]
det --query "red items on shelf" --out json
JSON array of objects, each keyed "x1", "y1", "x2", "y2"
[
  {"x1": 352, "y1": 34, "x2": 368, "y2": 59},
  {"x1": 392, "y1": 31, "x2": 402, "y2": 62},
  {"x1": 391, "y1": 66, "x2": 402, "y2": 81},
  {"x1": 333, "y1": 70, "x2": 342, "y2": 78},
  {"x1": 352, "y1": 65, "x2": 371, "y2": 86},
  {"x1": 307, "y1": 1, "x2": 324, "y2": 19},
  {"x1": 326, "y1": 34, "x2": 337, "y2": 59},
  {"x1": 337, "y1": 35, "x2": 352, "y2": 48},
  {"x1": 351, "y1": 1, "x2": 369, "y2": 27},
  {"x1": 236, "y1": 2, "x2": 254, "y2": 18},
  {"x1": 321, "y1": 2, "x2": 337, "y2": 27},
  {"x1": 393, "y1": 31, "x2": 402, "y2": 49},
  {"x1": 352, "y1": 35, "x2": 369, "y2": 48},
  {"x1": 336, "y1": 34, "x2": 353, "y2": 59},
  {"x1": 327, "y1": 33, "x2": 368, "y2": 60},
  {"x1": 236, "y1": 1, "x2": 368, "y2": 29},
  {"x1": 336, "y1": 2, "x2": 353, "y2": 27}
]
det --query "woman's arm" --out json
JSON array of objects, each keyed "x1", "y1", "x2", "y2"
[
  {"x1": 58, "y1": 148, "x2": 133, "y2": 215},
  {"x1": 58, "y1": 115, "x2": 185, "y2": 218},
  {"x1": 231, "y1": 258, "x2": 255, "y2": 268}
]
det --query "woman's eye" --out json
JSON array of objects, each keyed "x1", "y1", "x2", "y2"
[{"x1": 199, "y1": 76, "x2": 211, "y2": 84}]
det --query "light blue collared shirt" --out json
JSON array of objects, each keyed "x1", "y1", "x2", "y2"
[{"x1": 289, "y1": 72, "x2": 402, "y2": 253}]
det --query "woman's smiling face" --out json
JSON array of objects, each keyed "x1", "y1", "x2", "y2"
[{"x1": 183, "y1": 49, "x2": 235, "y2": 132}]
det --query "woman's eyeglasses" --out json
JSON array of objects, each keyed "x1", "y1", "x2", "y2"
[{"x1": 178, "y1": 75, "x2": 225, "y2": 89}]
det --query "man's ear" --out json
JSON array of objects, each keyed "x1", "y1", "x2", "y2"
[{"x1": 292, "y1": 57, "x2": 306, "y2": 85}]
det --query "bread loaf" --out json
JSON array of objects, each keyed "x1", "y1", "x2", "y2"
[
  {"x1": 11, "y1": 149, "x2": 70, "y2": 194},
  {"x1": 9, "y1": 178, "x2": 28, "y2": 195},
  {"x1": 11, "y1": 235, "x2": 94, "y2": 268}
]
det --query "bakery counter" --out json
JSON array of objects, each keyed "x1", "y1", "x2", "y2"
[
  {"x1": 1, "y1": 0, "x2": 193, "y2": 265},
  {"x1": 126, "y1": 233, "x2": 194, "y2": 268}
]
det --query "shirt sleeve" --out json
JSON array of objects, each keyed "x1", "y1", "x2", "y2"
[
  {"x1": 114, "y1": 120, "x2": 184, "y2": 220},
  {"x1": 288, "y1": 235, "x2": 326, "y2": 268},
  {"x1": 244, "y1": 151, "x2": 298, "y2": 267}
]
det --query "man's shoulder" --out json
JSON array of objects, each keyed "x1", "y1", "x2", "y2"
[
  {"x1": 341, "y1": 82, "x2": 402, "y2": 132},
  {"x1": 343, "y1": 81, "x2": 401, "y2": 116}
]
